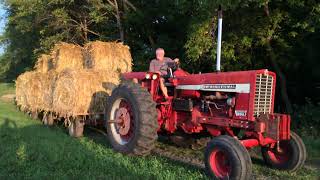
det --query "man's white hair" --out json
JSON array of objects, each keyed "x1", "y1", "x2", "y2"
[{"x1": 156, "y1": 48, "x2": 165, "y2": 53}]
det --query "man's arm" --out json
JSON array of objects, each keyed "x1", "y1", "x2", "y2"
[
  {"x1": 149, "y1": 60, "x2": 155, "y2": 72},
  {"x1": 164, "y1": 57, "x2": 173, "y2": 63},
  {"x1": 165, "y1": 57, "x2": 179, "y2": 63}
]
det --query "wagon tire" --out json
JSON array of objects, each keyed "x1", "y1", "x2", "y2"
[
  {"x1": 31, "y1": 111, "x2": 39, "y2": 120},
  {"x1": 68, "y1": 118, "x2": 85, "y2": 138},
  {"x1": 261, "y1": 131, "x2": 306, "y2": 171},
  {"x1": 204, "y1": 135, "x2": 252, "y2": 180},
  {"x1": 105, "y1": 81, "x2": 158, "y2": 156},
  {"x1": 43, "y1": 113, "x2": 54, "y2": 126}
]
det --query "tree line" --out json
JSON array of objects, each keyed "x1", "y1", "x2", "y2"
[{"x1": 0, "y1": 0, "x2": 319, "y2": 112}]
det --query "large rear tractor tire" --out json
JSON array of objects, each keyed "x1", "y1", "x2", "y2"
[
  {"x1": 261, "y1": 131, "x2": 306, "y2": 171},
  {"x1": 68, "y1": 117, "x2": 85, "y2": 138},
  {"x1": 105, "y1": 81, "x2": 158, "y2": 155},
  {"x1": 205, "y1": 135, "x2": 252, "y2": 180}
]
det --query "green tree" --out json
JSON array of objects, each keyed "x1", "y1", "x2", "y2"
[{"x1": 183, "y1": 0, "x2": 320, "y2": 111}]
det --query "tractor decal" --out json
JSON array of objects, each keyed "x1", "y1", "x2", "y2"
[
  {"x1": 235, "y1": 110, "x2": 247, "y2": 117},
  {"x1": 176, "y1": 83, "x2": 250, "y2": 93}
]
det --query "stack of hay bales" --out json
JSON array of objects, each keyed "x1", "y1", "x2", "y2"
[
  {"x1": 15, "y1": 41, "x2": 132, "y2": 118},
  {"x1": 52, "y1": 69, "x2": 119, "y2": 117}
]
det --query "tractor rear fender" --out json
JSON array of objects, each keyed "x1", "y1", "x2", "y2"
[{"x1": 121, "y1": 72, "x2": 162, "y2": 101}]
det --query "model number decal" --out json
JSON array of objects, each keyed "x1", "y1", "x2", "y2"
[
  {"x1": 203, "y1": 84, "x2": 236, "y2": 90},
  {"x1": 235, "y1": 110, "x2": 247, "y2": 117},
  {"x1": 176, "y1": 83, "x2": 250, "y2": 93}
]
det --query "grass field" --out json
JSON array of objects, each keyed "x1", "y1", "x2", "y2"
[{"x1": 0, "y1": 83, "x2": 319, "y2": 179}]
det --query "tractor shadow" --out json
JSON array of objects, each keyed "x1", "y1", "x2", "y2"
[
  {"x1": 248, "y1": 148, "x2": 266, "y2": 166},
  {"x1": 83, "y1": 126, "x2": 207, "y2": 172},
  {"x1": 0, "y1": 117, "x2": 190, "y2": 179}
]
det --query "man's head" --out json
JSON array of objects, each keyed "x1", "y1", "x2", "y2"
[{"x1": 156, "y1": 48, "x2": 165, "y2": 61}]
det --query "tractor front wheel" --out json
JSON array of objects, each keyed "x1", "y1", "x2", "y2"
[
  {"x1": 105, "y1": 81, "x2": 158, "y2": 155},
  {"x1": 205, "y1": 135, "x2": 252, "y2": 180},
  {"x1": 261, "y1": 131, "x2": 306, "y2": 171}
]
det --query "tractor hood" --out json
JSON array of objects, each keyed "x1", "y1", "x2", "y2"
[{"x1": 175, "y1": 69, "x2": 275, "y2": 94}]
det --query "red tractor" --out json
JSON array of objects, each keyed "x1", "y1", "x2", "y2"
[{"x1": 104, "y1": 8, "x2": 306, "y2": 180}]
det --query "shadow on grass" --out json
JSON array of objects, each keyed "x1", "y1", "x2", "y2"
[
  {"x1": 83, "y1": 126, "x2": 206, "y2": 171},
  {"x1": 0, "y1": 118, "x2": 205, "y2": 179}
]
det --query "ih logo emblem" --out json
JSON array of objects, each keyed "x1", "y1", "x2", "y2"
[{"x1": 235, "y1": 110, "x2": 247, "y2": 117}]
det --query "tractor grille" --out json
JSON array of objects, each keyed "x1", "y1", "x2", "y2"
[{"x1": 254, "y1": 73, "x2": 274, "y2": 116}]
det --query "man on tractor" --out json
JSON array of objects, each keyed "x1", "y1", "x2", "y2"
[{"x1": 149, "y1": 48, "x2": 179, "y2": 99}]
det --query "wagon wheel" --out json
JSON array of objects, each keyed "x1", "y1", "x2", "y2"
[
  {"x1": 68, "y1": 117, "x2": 85, "y2": 138},
  {"x1": 261, "y1": 131, "x2": 306, "y2": 171},
  {"x1": 30, "y1": 111, "x2": 39, "y2": 120},
  {"x1": 105, "y1": 81, "x2": 158, "y2": 155},
  {"x1": 204, "y1": 135, "x2": 252, "y2": 180},
  {"x1": 43, "y1": 112, "x2": 54, "y2": 126}
]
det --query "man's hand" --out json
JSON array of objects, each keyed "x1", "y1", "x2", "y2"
[{"x1": 173, "y1": 58, "x2": 180, "y2": 63}]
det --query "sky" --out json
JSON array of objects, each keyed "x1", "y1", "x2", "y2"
[{"x1": 0, "y1": 4, "x2": 7, "y2": 55}]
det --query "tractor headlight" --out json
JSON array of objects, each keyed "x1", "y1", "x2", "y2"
[
  {"x1": 145, "y1": 73, "x2": 151, "y2": 79},
  {"x1": 152, "y1": 74, "x2": 158, "y2": 80}
]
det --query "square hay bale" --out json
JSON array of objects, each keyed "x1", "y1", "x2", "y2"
[
  {"x1": 51, "y1": 42, "x2": 85, "y2": 72},
  {"x1": 52, "y1": 69, "x2": 120, "y2": 117},
  {"x1": 26, "y1": 72, "x2": 45, "y2": 111},
  {"x1": 16, "y1": 71, "x2": 35, "y2": 111},
  {"x1": 16, "y1": 71, "x2": 58, "y2": 112},
  {"x1": 84, "y1": 41, "x2": 133, "y2": 73},
  {"x1": 34, "y1": 54, "x2": 54, "y2": 73},
  {"x1": 40, "y1": 70, "x2": 58, "y2": 111}
]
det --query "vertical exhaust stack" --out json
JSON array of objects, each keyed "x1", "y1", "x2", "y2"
[{"x1": 216, "y1": 5, "x2": 223, "y2": 72}]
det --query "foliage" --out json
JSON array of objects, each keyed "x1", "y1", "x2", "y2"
[
  {"x1": 0, "y1": 0, "x2": 131, "y2": 80},
  {"x1": 291, "y1": 98, "x2": 320, "y2": 137}
]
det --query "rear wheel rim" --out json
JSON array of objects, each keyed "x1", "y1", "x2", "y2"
[
  {"x1": 110, "y1": 98, "x2": 134, "y2": 145},
  {"x1": 209, "y1": 148, "x2": 231, "y2": 178}
]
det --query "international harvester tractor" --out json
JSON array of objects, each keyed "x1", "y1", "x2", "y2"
[{"x1": 104, "y1": 7, "x2": 306, "y2": 180}]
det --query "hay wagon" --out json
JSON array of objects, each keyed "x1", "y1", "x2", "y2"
[{"x1": 15, "y1": 41, "x2": 133, "y2": 137}]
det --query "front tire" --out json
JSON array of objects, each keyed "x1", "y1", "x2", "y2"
[
  {"x1": 105, "y1": 81, "x2": 158, "y2": 155},
  {"x1": 205, "y1": 135, "x2": 252, "y2": 180},
  {"x1": 261, "y1": 131, "x2": 306, "y2": 171}
]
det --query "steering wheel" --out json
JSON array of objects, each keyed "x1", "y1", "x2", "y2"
[
  {"x1": 166, "y1": 61, "x2": 179, "y2": 78},
  {"x1": 167, "y1": 61, "x2": 179, "y2": 71}
]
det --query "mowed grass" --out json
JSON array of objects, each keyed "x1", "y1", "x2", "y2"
[{"x1": 0, "y1": 83, "x2": 319, "y2": 179}]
